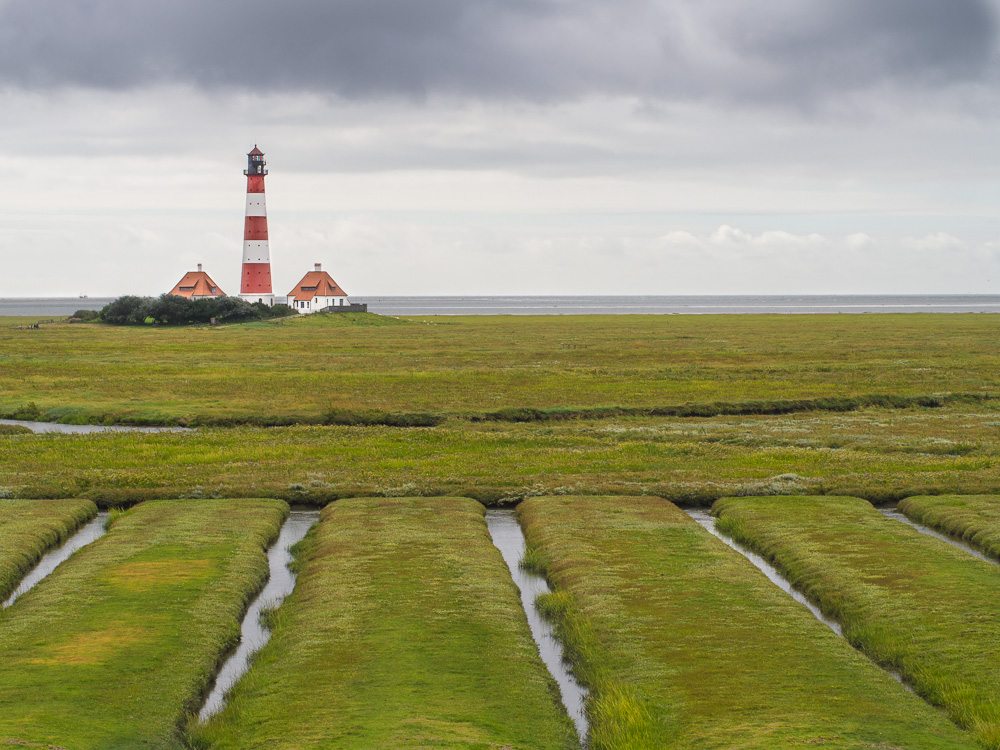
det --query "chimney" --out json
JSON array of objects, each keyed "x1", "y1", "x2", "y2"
[
  {"x1": 197, "y1": 263, "x2": 203, "y2": 272},
  {"x1": 314, "y1": 263, "x2": 322, "y2": 272}
]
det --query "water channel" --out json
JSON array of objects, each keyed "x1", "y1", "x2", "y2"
[
  {"x1": 198, "y1": 509, "x2": 320, "y2": 721},
  {"x1": 683, "y1": 508, "x2": 913, "y2": 691},
  {"x1": 0, "y1": 419, "x2": 190, "y2": 434},
  {"x1": 878, "y1": 507, "x2": 998, "y2": 566},
  {"x1": 2, "y1": 511, "x2": 110, "y2": 609},
  {"x1": 485, "y1": 508, "x2": 589, "y2": 744}
]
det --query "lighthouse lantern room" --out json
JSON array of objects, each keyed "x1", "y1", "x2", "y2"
[{"x1": 239, "y1": 145, "x2": 275, "y2": 306}]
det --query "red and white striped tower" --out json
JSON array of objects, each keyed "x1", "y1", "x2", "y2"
[{"x1": 240, "y1": 146, "x2": 275, "y2": 306}]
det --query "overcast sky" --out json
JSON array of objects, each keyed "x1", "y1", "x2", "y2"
[{"x1": 3, "y1": 0, "x2": 1000, "y2": 297}]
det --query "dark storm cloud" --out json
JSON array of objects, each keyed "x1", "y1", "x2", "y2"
[{"x1": 0, "y1": 0, "x2": 995, "y2": 103}]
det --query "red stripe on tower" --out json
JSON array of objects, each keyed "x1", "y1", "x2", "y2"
[{"x1": 239, "y1": 146, "x2": 275, "y2": 305}]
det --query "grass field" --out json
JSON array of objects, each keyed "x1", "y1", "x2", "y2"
[
  {"x1": 1, "y1": 313, "x2": 998, "y2": 425},
  {"x1": 2, "y1": 403, "x2": 999, "y2": 504},
  {"x1": 714, "y1": 495, "x2": 1000, "y2": 748},
  {"x1": 518, "y1": 495, "x2": 976, "y2": 749},
  {"x1": 899, "y1": 494, "x2": 1000, "y2": 560},
  {"x1": 0, "y1": 498, "x2": 287, "y2": 748},
  {"x1": 194, "y1": 497, "x2": 578, "y2": 749},
  {"x1": 2, "y1": 312, "x2": 998, "y2": 502},
  {"x1": 0, "y1": 498, "x2": 97, "y2": 601}
]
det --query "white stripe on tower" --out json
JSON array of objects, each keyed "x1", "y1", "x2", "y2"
[{"x1": 245, "y1": 193, "x2": 267, "y2": 217}]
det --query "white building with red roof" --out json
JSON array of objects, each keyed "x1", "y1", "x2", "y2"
[
  {"x1": 168, "y1": 264, "x2": 226, "y2": 299},
  {"x1": 286, "y1": 263, "x2": 350, "y2": 313}
]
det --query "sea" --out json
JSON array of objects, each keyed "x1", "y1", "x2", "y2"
[{"x1": 4, "y1": 295, "x2": 1000, "y2": 317}]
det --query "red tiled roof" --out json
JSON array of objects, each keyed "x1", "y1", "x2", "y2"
[
  {"x1": 287, "y1": 271, "x2": 347, "y2": 301},
  {"x1": 248, "y1": 145, "x2": 264, "y2": 156},
  {"x1": 168, "y1": 271, "x2": 226, "y2": 299}
]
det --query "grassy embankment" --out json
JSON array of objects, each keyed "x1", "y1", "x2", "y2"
[
  {"x1": 1, "y1": 313, "x2": 998, "y2": 426},
  {"x1": 2, "y1": 403, "x2": 1000, "y2": 504},
  {"x1": 194, "y1": 497, "x2": 578, "y2": 750},
  {"x1": 899, "y1": 494, "x2": 1000, "y2": 560},
  {"x1": 0, "y1": 498, "x2": 287, "y2": 748},
  {"x1": 714, "y1": 495, "x2": 1000, "y2": 749},
  {"x1": 517, "y1": 495, "x2": 975, "y2": 749},
  {"x1": 0, "y1": 498, "x2": 97, "y2": 601}
]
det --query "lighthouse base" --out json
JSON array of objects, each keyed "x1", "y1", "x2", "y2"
[{"x1": 239, "y1": 293, "x2": 279, "y2": 307}]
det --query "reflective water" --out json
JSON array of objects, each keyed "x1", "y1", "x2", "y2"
[
  {"x1": 2, "y1": 511, "x2": 110, "y2": 609},
  {"x1": 0, "y1": 419, "x2": 190, "y2": 434},
  {"x1": 198, "y1": 510, "x2": 319, "y2": 721},
  {"x1": 352, "y1": 295, "x2": 1000, "y2": 316},
  {"x1": 879, "y1": 507, "x2": 997, "y2": 566},
  {"x1": 485, "y1": 509, "x2": 588, "y2": 744}
]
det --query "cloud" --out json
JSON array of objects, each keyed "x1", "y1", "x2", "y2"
[{"x1": 0, "y1": 0, "x2": 995, "y2": 107}]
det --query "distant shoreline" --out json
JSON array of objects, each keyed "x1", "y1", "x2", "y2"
[{"x1": 3, "y1": 294, "x2": 1000, "y2": 316}]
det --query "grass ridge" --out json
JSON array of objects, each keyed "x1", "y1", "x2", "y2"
[
  {"x1": 2, "y1": 391, "x2": 993, "y2": 429},
  {"x1": 0, "y1": 498, "x2": 98, "y2": 601},
  {"x1": 714, "y1": 495, "x2": 1000, "y2": 749}
]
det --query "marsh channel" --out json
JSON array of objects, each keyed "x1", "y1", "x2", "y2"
[
  {"x1": 683, "y1": 508, "x2": 914, "y2": 692},
  {"x1": 2, "y1": 511, "x2": 110, "y2": 609},
  {"x1": 485, "y1": 508, "x2": 589, "y2": 744},
  {"x1": 198, "y1": 509, "x2": 320, "y2": 721},
  {"x1": 0, "y1": 419, "x2": 190, "y2": 434},
  {"x1": 878, "y1": 506, "x2": 998, "y2": 567}
]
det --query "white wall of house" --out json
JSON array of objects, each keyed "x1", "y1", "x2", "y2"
[{"x1": 288, "y1": 295, "x2": 349, "y2": 314}]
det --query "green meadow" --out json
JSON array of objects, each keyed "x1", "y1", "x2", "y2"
[
  {"x1": 2, "y1": 313, "x2": 999, "y2": 425},
  {"x1": 2, "y1": 312, "x2": 1000, "y2": 747},
  {"x1": 715, "y1": 495, "x2": 1000, "y2": 749},
  {"x1": 0, "y1": 498, "x2": 96, "y2": 600},
  {"x1": 194, "y1": 497, "x2": 578, "y2": 750},
  {"x1": 0, "y1": 498, "x2": 286, "y2": 748},
  {"x1": 900, "y1": 494, "x2": 1000, "y2": 560},
  {"x1": 518, "y1": 495, "x2": 975, "y2": 749}
]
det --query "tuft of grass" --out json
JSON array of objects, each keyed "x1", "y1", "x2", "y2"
[
  {"x1": 519, "y1": 545, "x2": 547, "y2": 575},
  {"x1": 518, "y1": 495, "x2": 977, "y2": 749},
  {"x1": 0, "y1": 424, "x2": 33, "y2": 435},
  {"x1": 192, "y1": 497, "x2": 578, "y2": 750},
  {"x1": 715, "y1": 494, "x2": 1000, "y2": 749},
  {"x1": 0, "y1": 498, "x2": 98, "y2": 601},
  {"x1": 0, "y1": 498, "x2": 288, "y2": 748}
]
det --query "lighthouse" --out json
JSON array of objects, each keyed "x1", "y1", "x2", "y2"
[{"x1": 240, "y1": 146, "x2": 275, "y2": 306}]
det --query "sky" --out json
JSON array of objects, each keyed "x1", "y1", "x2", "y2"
[{"x1": 3, "y1": 0, "x2": 1000, "y2": 297}]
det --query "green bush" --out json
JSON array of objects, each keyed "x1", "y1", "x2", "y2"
[{"x1": 100, "y1": 294, "x2": 294, "y2": 326}]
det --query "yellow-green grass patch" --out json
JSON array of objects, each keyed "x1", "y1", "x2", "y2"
[
  {"x1": 0, "y1": 498, "x2": 97, "y2": 601},
  {"x1": 193, "y1": 496, "x2": 578, "y2": 750},
  {"x1": 0, "y1": 498, "x2": 287, "y2": 749},
  {"x1": 518, "y1": 495, "x2": 977, "y2": 749},
  {"x1": 899, "y1": 494, "x2": 1000, "y2": 560},
  {"x1": 715, "y1": 495, "x2": 1000, "y2": 748}
]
